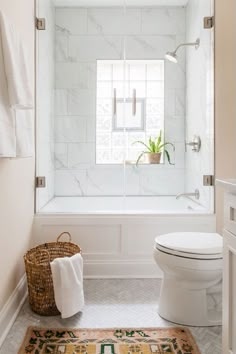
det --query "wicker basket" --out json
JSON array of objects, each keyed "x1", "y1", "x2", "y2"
[{"x1": 24, "y1": 232, "x2": 81, "y2": 316}]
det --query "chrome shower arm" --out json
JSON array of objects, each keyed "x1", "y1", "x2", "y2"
[{"x1": 173, "y1": 39, "x2": 200, "y2": 54}]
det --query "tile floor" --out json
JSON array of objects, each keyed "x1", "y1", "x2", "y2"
[{"x1": 0, "y1": 279, "x2": 222, "y2": 354}]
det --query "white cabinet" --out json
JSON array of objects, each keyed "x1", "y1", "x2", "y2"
[
  {"x1": 223, "y1": 229, "x2": 236, "y2": 353},
  {"x1": 217, "y1": 180, "x2": 236, "y2": 354}
]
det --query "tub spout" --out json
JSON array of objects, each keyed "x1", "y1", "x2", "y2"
[{"x1": 176, "y1": 189, "x2": 200, "y2": 200}]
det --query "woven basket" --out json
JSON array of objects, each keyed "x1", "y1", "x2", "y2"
[{"x1": 24, "y1": 232, "x2": 81, "y2": 316}]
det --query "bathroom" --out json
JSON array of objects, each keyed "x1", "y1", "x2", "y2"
[
  {"x1": 35, "y1": 0, "x2": 215, "y2": 279},
  {"x1": 0, "y1": 0, "x2": 235, "y2": 353}
]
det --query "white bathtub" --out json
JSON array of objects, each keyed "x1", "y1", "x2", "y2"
[
  {"x1": 34, "y1": 196, "x2": 216, "y2": 278},
  {"x1": 39, "y1": 196, "x2": 207, "y2": 214}
]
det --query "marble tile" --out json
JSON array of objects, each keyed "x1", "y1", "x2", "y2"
[
  {"x1": 86, "y1": 116, "x2": 96, "y2": 143},
  {"x1": 165, "y1": 61, "x2": 186, "y2": 89},
  {"x1": 55, "y1": 34, "x2": 68, "y2": 62},
  {"x1": 88, "y1": 8, "x2": 141, "y2": 35},
  {"x1": 174, "y1": 143, "x2": 185, "y2": 169},
  {"x1": 55, "y1": 62, "x2": 96, "y2": 89},
  {"x1": 68, "y1": 143, "x2": 95, "y2": 168},
  {"x1": 141, "y1": 8, "x2": 186, "y2": 35},
  {"x1": 68, "y1": 36, "x2": 123, "y2": 62},
  {"x1": 86, "y1": 167, "x2": 124, "y2": 195},
  {"x1": 175, "y1": 89, "x2": 186, "y2": 116},
  {"x1": 36, "y1": 0, "x2": 55, "y2": 210},
  {"x1": 165, "y1": 116, "x2": 185, "y2": 143},
  {"x1": 67, "y1": 89, "x2": 96, "y2": 116},
  {"x1": 164, "y1": 89, "x2": 175, "y2": 117},
  {"x1": 55, "y1": 116, "x2": 87, "y2": 143},
  {"x1": 54, "y1": 89, "x2": 68, "y2": 115},
  {"x1": 55, "y1": 170, "x2": 87, "y2": 196},
  {"x1": 0, "y1": 279, "x2": 222, "y2": 354},
  {"x1": 54, "y1": 143, "x2": 68, "y2": 169},
  {"x1": 125, "y1": 35, "x2": 176, "y2": 60},
  {"x1": 185, "y1": 0, "x2": 214, "y2": 210},
  {"x1": 139, "y1": 168, "x2": 184, "y2": 196},
  {"x1": 52, "y1": 6, "x2": 188, "y2": 199},
  {"x1": 56, "y1": 8, "x2": 87, "y2": 35},
  {"x1": 37, "y1": 142, "x2": 54, "y2": 176},
  {"x1": 124, "y1": 166, "x2": 140, "y2": 195}
]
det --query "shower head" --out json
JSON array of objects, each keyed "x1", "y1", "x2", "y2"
[
  {"x1": 165, "y1": 51, "x2": 178, "y2": 63},
  {"x1": 165, "y1": 38, "x2": 200, "y2": 63}
]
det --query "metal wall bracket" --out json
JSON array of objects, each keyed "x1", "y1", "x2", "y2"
[
  {"x1": 203, "y1": 175, "x2": 214, "y2": 186},
  {"x1": 36, "y1": 176, "x2": 46, "y2": 188},
  {"x1": 185, "y1": 136, "x2": 201, "y2": 152},
  {"x1": 204, "y1": 16, "x2": 214, "y2": 29},
  {"x1": 36, "y1": 18, "x2": 46, "y2": 30}
]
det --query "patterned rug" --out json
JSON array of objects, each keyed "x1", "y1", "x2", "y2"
[{"x1": 18, "y1": 327, "x2": 201, "y2": 354}]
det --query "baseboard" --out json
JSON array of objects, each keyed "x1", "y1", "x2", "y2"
[
  {"x1": 84, "y1": 260, "x2": 163, "y2": 279},
  {"x1": 0, "y1": 274, "x2": 27, "y2": 349}
]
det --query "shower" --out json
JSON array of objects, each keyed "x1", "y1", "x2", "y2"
[
  {"x1": 165, "y1": 38, "x2": 200, "y2": 63},
  {"x1": 35, "y1": 0, "x2": 214, "y2": 217}
]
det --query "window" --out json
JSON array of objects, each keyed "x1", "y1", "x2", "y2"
[{"x1": 96, "y1": 60, "x2": 164, "y2": 164}]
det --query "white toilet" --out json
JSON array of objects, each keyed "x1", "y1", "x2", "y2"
[{"x1": 153, "y1": 232, "x2": 223, "y2": 327}]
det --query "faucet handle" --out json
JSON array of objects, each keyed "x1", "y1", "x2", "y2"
[{"x1": 185, "y1": 136, "x2": 201, "y2": 152}]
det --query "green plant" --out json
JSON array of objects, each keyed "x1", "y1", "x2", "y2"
[{"x1": 132, "y1": 130, "x2": 175, "y2": 165}]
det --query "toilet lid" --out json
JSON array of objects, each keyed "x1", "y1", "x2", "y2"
[{"x1": 155, "y1": 232, "x2": 223, "y2": 259}]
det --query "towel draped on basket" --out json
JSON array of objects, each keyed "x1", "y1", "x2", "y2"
[
  {"x1": 24, "y1": 232, "x2": 83, "y2": 317},
  {"x1": 50, "y1": 253, "x2": 84, "y2": 319}
]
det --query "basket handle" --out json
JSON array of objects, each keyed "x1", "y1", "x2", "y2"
[
  {"x1": 35, "y1": 249, "x2": 50, "y2": 265},
  {"x1": 57, "y1": 232, "x2": 72, "y2": 243}
]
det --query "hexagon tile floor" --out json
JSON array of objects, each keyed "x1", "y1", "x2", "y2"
[{"x1": 0, "y1": 279, "x2": 222, "y2": 354}]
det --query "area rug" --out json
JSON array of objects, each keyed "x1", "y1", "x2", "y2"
[{"x1": 18, "y1": 327, "x2": 201, "y2": 354}]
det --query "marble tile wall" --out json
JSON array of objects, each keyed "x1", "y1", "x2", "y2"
[
  {"x1": 36, "y1": 0, "x2": 55, "y2": 209},
  {"x1": 54, "y1": 7, "x2": 186, "y2": 196},
  {"x1": 185, "y1": 0, "x2": 214, "y2": 211}
]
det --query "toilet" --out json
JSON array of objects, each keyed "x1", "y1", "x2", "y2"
[{"x1": 153, "y1": 232, "x2": 223, "y2": 327}]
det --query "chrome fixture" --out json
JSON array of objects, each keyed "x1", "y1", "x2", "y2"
[
  {"x1": 36, "y1": 176, "x2": 46, "y2": 188},
  {"x1": 185, "y1": 135, "x2": 201, "y2": 152},
  {"x1": 36, "y1": 18, "x2": 46, "y2": 30},
  {"x1": 203, "y1": 175, "x2": 214, "y2": 186},
  {"x1": 204, "y1": 16, "x2": 214, "y2": 29},
  {"x1": 165, "y1": 38, "x2": 200, "y2": 63},
  {"x1": 176, "y1": 189, "x2": 200, "y2": 200}
]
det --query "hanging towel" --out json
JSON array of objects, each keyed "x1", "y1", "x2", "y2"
[
  {"x1": 0, "y1": 11, "x2": 34, "y2": 157},
  {"x1": 0, "y1": 11, "x2": 33, "y2": 109},
  {"x1": 15, "y1": 110, "x2": 34, "y2": 157},
  {"x1": 50, "y1": 253, "x2": 84, "y2": 319}
]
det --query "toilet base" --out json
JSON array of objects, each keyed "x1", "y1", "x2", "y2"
[{"x1": 158, "y1": 278, "x2": 222, "y2": 327}]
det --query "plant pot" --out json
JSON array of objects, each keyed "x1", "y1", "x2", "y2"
[{"x1": 146, "y1": 152, "x2": 162, "y2": 164}]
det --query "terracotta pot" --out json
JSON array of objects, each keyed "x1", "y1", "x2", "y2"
[{"x1": 146, "y1": 152, "x2": 162, "y2": 164}]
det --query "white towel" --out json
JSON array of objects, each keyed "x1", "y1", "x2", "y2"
[
  {"x1": 15, "y1": 110, "x2": 34, "y2": 157},
  {"x1": 0, "y1": 11, "x2": 33, "y2": 109},
  {"x1": 50, "y1": 253, "x2": 84, "y2": 319},
  {"x1": 0, "y1": 11, "x2": 34, "y2": 158}
]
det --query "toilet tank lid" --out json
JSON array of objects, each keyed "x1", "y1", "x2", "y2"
[{"x1": 155, "y1": 232, "x2": 223, "y2": 255}]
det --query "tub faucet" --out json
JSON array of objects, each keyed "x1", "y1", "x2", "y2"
[{"x1": 176, "y1": 189, "x2": 200, "y2": 200}]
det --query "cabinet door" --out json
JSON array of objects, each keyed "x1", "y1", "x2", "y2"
[{"x1": 223, "y1": 229, "x2": 236, "y2": 354}]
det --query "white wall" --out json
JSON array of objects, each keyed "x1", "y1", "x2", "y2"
[
  {"x1": 0, "y1": 0, "x2": 34, "y2": 311},
  {"x1": 36, "y1": 0, "x2": 55, "y2": 210},
  {"x1": 185, "y1": 0, "x2": 214, "y2": 211},
  {"x1": 54, "y1": 7, "x2": 186, "y2": 197}
]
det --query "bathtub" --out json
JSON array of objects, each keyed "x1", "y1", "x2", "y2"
[
  {"x1": 34, "y1": 196, "x2": 216, "y2": 278},
  {"x1": 39, "y1": 196, "x2": 207, "y2": 214}
]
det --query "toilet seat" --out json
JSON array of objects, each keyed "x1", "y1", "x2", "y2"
[{"x1": 155, "y1": 232, "x2": 223, "y2": 260}]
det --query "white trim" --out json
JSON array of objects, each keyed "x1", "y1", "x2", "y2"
[
  {"x1": 83, "y1": 260, "x2": 162, "y2": 278},
  {"x1": 0, "y1": 275, "x2": 27, "y2": 349}
]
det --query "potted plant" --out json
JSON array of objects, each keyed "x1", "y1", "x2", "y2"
[{"x1": 133, "y1": 131, "x2": 175, "y2": 165}]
